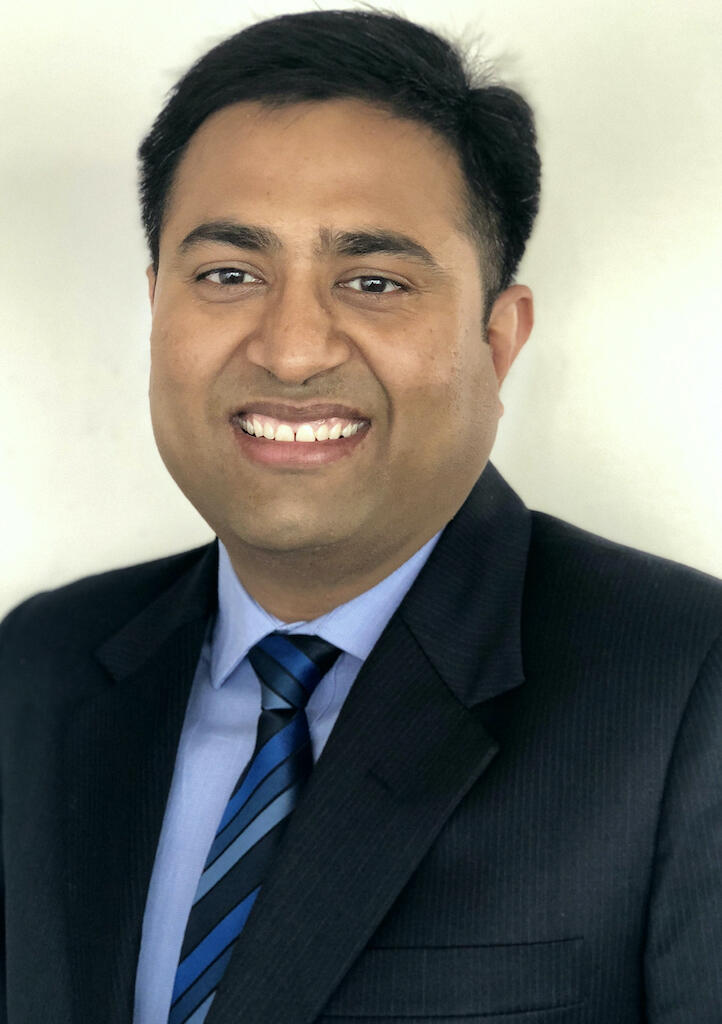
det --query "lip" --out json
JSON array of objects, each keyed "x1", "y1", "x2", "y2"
[
  {"x1": 233, "y1": 401, "x2": 370, "y2": 423},
  {"x1": 230, "y1": 418, "x2": 372, "y2": 468}
]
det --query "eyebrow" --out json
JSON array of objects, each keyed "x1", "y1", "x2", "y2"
[
  {"x1": 179, "y1": 221, "x2": 280, "y2": 254},
  {"x1": 177, "y1": 220, "x2": 446, "y2": 275}
]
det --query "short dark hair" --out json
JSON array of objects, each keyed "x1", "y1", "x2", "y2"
[{"x1": 138, "y1": 9, "x2": 541, "y2": 312}]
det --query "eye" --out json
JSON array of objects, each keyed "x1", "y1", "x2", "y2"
[
  {"x1": 341, "y1": 276, "x2": 406, "y2": 295},
  {"x1": 196, "y1": 268, "x2": 262, "y2": 286}
]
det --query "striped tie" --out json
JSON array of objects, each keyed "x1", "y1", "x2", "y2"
[{"x1": 167, "y1": 631, "x2": 342, "y2": 1024}]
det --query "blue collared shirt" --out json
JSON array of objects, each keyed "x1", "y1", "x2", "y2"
[{"x1": 133, "y1": 530, "x2": 443, "y2": 1023}]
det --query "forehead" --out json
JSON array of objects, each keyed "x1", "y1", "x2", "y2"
[{"x1": 163, "y1": 98, "x2": 473, "y2": 251}]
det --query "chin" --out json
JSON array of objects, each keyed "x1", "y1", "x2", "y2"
[{"x1": 225, "y1": 512, "x2": 351, "y2": 555}]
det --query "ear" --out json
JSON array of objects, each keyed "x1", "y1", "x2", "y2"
[
  {"x1": 486, "y1": 284, "x2": 534, "y2": 413},
  {"x1": 487, "y1": 284, "x2": 534, "y2": 384},
  {"x1": 146, "y1": 265, "x2": 157, "y2": 309}
]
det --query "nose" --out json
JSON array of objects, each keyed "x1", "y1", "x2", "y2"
[{"x1": 244, "y1": 275, "x2": 351, "y2": 385}]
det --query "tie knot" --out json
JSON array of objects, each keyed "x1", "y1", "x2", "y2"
[{"x1": 247, "y1": 631, "x2": 342, "y2": 712}]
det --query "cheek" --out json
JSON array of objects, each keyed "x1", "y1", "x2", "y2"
[
  {"x1": 377, "y1": 327, "x2": 494, "y2": 486},
  {"x1": 148, "y1": 327, "x2": 207, "y2": 466},
  {"x1": 388, "y1": 322, "x2": 454, "y2": 396},
  {"x1": 453, "y1": 342, "x2": 499, "y2": 419},
  {"x1": 402, "y1": 322, "x2": 497, "y2": 429},
  {"x1": 149, "y1": 324, "x2": 180, "y2": 419},
  {"x1": 149, "y1": 313, "x2": 215, "y2": 407},
  {"x1": 422, "y1": 333, "x2": 500, "y2": 472},
  {"x1": 148, "y1": 319, "x2": 218, "y2": 489}
]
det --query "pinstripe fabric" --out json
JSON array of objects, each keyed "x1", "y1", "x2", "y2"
[
  {"x1": 3, "y1": 465, "x2": 722, "y2": 1023},
  {"x1": 167, "y1": 632, "x2": 341, "y2": 1024}
]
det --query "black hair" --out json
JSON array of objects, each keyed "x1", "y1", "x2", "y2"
[{"x1": 138, "y1": 8, "x2": 541, "y2": 311}]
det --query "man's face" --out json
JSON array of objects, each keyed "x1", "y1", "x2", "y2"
[{"x1": 148, "y1": 98, "x2": 526, "y2": 578}]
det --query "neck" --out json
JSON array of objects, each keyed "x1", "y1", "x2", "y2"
[{"x1": 221, "y1": 531, "x2": 435, "y2": 623}]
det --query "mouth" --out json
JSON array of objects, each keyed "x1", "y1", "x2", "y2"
[
  {"x1": 233, "y1": 411, "x2": 369, "y2": 443},
  {"x1": 229, "y1": 407, "x2": 372, "y2": 467}
]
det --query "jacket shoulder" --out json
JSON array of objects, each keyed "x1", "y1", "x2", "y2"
[
  {"x1": 0, "y1": 542, "x2": 215, "y2": 656},
  {"x1": 527, "y1": 511, "x2": 722, "y2": 661}
]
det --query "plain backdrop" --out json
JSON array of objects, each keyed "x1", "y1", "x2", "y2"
[{"x1": 1, "y1": 0, "x2": 720, "y2": 617}]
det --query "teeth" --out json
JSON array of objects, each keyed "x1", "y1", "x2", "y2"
[
  {"x1": 239, "y1": 414, "x2": 366, "y2": 443},
  {"x1": 294, "y1": 424, "x2": 316, "y2": 443}
]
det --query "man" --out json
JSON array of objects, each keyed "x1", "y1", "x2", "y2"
[{"x1": 1, "y1": 8, "x2": 720, "y2": 1023}]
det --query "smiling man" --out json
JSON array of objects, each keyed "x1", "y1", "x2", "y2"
[{"x1": 1, "y1": 9, "x2": 721, "y2": 1024}]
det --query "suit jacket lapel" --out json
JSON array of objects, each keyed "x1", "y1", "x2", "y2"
[
  {"x1": 63, "y1": 542, "x2": 219, "y2": 1024},
  {"x1": 207, "y1": 463, "x2": 531, "y2": 1024}
]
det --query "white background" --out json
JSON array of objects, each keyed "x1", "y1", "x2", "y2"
[{"x1": 2, "y1": 0, "x2": 720, "y2": 616}]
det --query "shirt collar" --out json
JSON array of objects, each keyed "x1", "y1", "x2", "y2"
[{"x1": 209, "y1": 530, "x2": 443, "y2": 689}]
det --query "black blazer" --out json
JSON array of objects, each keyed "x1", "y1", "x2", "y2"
[{"x1": 1, "y1": 464, "x2": 721, "y2": 1023}]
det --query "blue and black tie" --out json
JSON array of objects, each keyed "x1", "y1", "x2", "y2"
[{"x1": 167, "y1": 631, "x2": 342, "y2": 1024}]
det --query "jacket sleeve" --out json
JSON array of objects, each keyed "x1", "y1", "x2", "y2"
[
  {"x1": 643, "y1": 631, "x2": 722, "y2": 1020},
  {"x1": 1, "y1": 614, "x2": 9, "y2": 1024},
  {"x1": 1, "y1": 801, "x2": 6, "y2": 1024},
  {"x1": 0, "y1": 602, "x2": 26, "y2": 1024}
]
